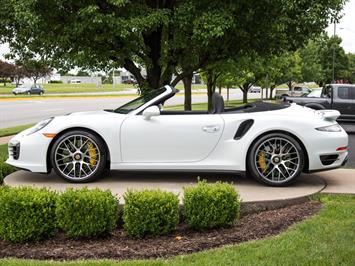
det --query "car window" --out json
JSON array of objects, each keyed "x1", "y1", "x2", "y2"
[
  {"x1": 338, "y1": 87, "x2": 350, "y2": 99},
  {"x1": 338, "y1": 86, "x2": 355, "y2": 100},
  {"x1": 114, "y1": 87, "x2": 167, "y2": 114},
  {"x1": 293, "y1": 87, "x2": 301, "y2": 91}
]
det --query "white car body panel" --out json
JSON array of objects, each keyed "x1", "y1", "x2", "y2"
[{"x1": 7, "y1": 86, "x2": 349, "y2": 177}]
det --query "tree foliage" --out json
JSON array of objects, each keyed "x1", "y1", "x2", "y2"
[
  {"x1": 17, "y1": 59, "x2": 52, "y2": 84},
  {"x1": 0, "y1": 0, "x2": 345, "y2": 92}
]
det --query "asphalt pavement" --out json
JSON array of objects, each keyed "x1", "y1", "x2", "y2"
[{"x1": 345, "y1": 129, "x2": 355, "y2": 168}]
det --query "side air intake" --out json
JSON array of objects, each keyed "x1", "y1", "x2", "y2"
[{"x1": 234, "y1": 119, "x2": 254, "y2": 140}]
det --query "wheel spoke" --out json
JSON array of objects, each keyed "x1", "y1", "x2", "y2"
[
  {"x1": 54, "y1": 134, "x2": 100, "y2": 180},
  {"x1": 255, "y1": 136, "x2": 300, "y2": 184}
]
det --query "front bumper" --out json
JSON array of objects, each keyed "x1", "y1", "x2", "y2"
[{"x1": 6, "y1": 131, "x2": 51, "y2": 173}]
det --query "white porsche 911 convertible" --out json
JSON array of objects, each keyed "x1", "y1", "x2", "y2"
[{"x1": 7, "y1": 85, "x2": 349, "y2": 186}]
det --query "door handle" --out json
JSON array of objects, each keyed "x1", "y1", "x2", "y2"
[{"x1": 202, "y1": 125, "x2": 220, "y2": 133}]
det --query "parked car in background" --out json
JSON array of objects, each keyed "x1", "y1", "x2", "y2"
[
  {"x1": 69, "y1": 79, "x2": 82, "y2": 84},
  {"x1": 12, "y1": 84, "x2": 45, "y2": 95},
  {"x1": 275, "y1": 86, "x2": 311, "y2": 98},
  {"x1": 283, "y1": 84, "x2": 355, "y2": 122},
  {"x1": 249, "y1": 86, "x2": 261, "y2": 93},
  {"x1": 122, "y1": 78, "x2": 137, "y2": 85}
]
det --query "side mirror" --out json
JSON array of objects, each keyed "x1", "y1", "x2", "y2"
[{"x1": 142, "y1": 105, "x2": 160, "y2": 120}]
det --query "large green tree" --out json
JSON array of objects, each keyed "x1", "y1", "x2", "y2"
[
  {"x1": 17, "y1": 59, "x2": 52, "y2": 84},
  {"x1": 300, "y1": 40, "x2": 324, "y2": 84},
  {"x1": 0, "y1": 0, "x2": 345, "y2": 93}
]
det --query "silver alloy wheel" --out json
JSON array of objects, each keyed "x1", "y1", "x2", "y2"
[
  {"x1": 54, "y1": 134, "x2": 101, "y2": 180},
  {"x1": 254, "y1": 137, "x2": 300, "y2": 184}
]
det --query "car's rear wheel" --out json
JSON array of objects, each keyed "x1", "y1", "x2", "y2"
[
  {"x1": 50, "y1": 130, "x2": 107, "y2": 183},
  {"x1": 247, "y1": 133, "x2": 304, "y2": 186}
]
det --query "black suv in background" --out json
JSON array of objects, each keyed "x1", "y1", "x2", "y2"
[{"x1": 284, "y1": 84, "x2": 355, "y2": 122}]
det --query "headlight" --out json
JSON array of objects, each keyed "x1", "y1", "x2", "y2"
[
  {"x1": 26, "y1": 118, "x2": 54, "y2": 135},
  {"x1": 316, "y1": 124, "x2": 342, "y2": 132}
]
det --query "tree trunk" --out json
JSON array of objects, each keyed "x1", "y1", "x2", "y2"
[
  {"x1": 182, "y1": 72, "x2": 193, "y2": 111},
  {"x1": 206, "y1": 70, "x2": 216, "y2": 112},
  {"x1": 227, "y1": 87, "x2": 230, "y2": 104},
  {"x1": 317, "y1": 81, "x2": 324, "y2": 88},
  {"x1": 269, "y1": 85, "x2": 276, "y2": 100},
  {"x1": 242, "y1": 89, "x2": 248, "y2": 103},
  {"x1": 218, "y1": 85, "x2": 222, "y2": 94},
  {"x1": 240, "y1": 83, "x2": 250, "y2": 103},
  {"x1": 287, "y1": 81, "x2": 292, "y2": 90}
]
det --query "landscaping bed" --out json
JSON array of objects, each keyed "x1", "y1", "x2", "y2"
[{"x1": 0, "y1": 201, "x2": 321, "y2": 261}]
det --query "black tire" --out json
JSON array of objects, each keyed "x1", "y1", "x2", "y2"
[
  {"x1": 247, "y1": 133, "x2": 304, "y2": 186},
  {"x1": 50, "y1": 130, "x2": 107, "y2": 183}
]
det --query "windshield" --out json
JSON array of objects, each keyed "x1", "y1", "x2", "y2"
[
  {"x1": 302, "y1": 89, "x2": 322, "y2": 97},
  {"x1": 114, "y1": 87, "x2": 167, "y2": 114}
]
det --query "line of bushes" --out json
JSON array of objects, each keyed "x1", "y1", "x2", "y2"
[
  {"x1": 0, "y1": 142, "x2": 18, "y2": 184},
  {"x1": 0, "y1": 181, "x2": 240, "y2": 243}
]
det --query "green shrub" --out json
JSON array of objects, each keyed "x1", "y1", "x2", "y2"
[
  {"x1": 0, "y1": 186, "x2": 57, "y2": 242},
  {"x1": 0, "y1": 162, "x2": 16, "y2": 184},
  {"x1": 123, "y1": 189, "x2": 179, "y2": 238},
  {"x1": 56, "y1": 188, "x2": 118, "y2": 238},
  {"x1": 183, "y1": 180, "x2": 240, "y2": 230}
]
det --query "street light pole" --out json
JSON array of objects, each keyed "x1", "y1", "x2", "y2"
[{"x1": 332, "y1": 21, "x2": 336, "y2": 83}]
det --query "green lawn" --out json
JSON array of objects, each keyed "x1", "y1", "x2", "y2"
[
  {"x1": 0, "y1": 124, "x2": 34, "y2": 137},
  {"x1": 0, "y1": 144, "x2": 7, "y2": 161},
  {"x1": 0, "y1": 84, "x2": 134, "y2": 95},
  {"x1": 0, "y1": 84, "x2": 208, "y2": 95},
  {"x1": 0, "y1": 195, "x2": 353, "y2": 265}
]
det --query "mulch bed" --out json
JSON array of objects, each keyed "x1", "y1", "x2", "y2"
[{"x1": 0, "y1": 201, "x2": 322, "y2": 261}]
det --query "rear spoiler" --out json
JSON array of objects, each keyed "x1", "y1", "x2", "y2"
[{"x1": 318, "y1": 110, "x2": 340, "y2": 122}]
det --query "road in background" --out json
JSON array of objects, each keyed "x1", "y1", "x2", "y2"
[
  {"x1": 0, "y1": 91, "x2": 262, "y2": 128},
  {"x1": 339, "y1": 123, "x2": 355, "y2": 168}
]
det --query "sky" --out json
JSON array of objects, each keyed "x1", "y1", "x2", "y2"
[
  {"x1": 326, "y1": 0, "x2": 355, "y2": 53},
  {"x1": 1, "y1": 0, "x2": 355, "y2": 60}
]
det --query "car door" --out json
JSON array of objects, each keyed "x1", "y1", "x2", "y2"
[
  {"x1": 333, "y1": 86, "x2": 354, "y2": 117},
  {"x1": 30, "y1": 85, "x2": 37, "y2": 94},
  {"x1": 120, "y1": 112, "x2": 224, "y2": 163}
]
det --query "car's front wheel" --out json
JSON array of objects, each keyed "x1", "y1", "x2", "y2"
[
  {"x1": 247, "y1": 133, "x2": 304, "y2": 186},
  {"x1": 50, "y1": 130, "x2": 107, "y2": 182}
]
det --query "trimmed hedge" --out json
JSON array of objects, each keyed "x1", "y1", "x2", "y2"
[
  {"x1": 183, "y1": 180, "x2": 240, "y2": 230},
  {"x1": 56, "y1": 188, "x2": 118, "y2": 238},
  {"x1": 123, "y1": 189, "x2": 179, "y2": 238},
  {"x1": 0, "y1": 186, "x2": 57, "y2": 242},
  {"x1": 0, "y1": 162, "x2": 16, "y2": 184}
]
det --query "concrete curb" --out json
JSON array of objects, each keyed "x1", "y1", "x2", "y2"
[{"x1": 240, "y1": 176, "x2": 326, "y2": 215}]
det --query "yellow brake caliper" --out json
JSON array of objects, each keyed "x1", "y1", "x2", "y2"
[
  {"x1": 87, "y1": 142, "x2": 97, "y2": 167},
  {"x1": 258, "y1": 151, "x2": 267, "y2": 172}
]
